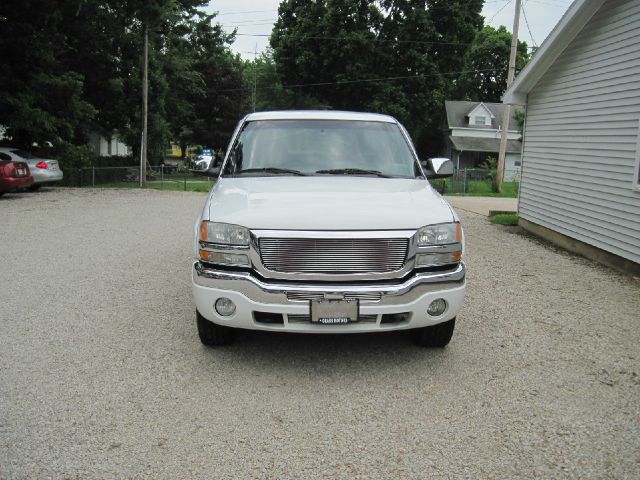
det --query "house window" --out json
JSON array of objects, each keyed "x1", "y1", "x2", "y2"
[
  {"x1": 474, "y1": 116, "x2": 486, "y2": 125},
  {"x1": 514, "y1": 160, "x2": 522, "y2": 167}
]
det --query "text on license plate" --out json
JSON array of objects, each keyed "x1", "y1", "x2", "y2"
[{"x1": 310, "y1": 299, "x2": 359, "y2": 324}]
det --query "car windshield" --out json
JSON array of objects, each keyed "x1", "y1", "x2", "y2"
[{"x1": 222, "y1": 119, "x2": 420, "y2": 178}]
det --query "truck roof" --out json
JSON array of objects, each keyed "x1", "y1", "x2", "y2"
[{"x1": 244, "y1": 110, "x2": 398, "y2": 123}]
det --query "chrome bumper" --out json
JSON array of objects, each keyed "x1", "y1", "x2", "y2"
[
  {"x1": 193, "y1": 262, "x2": 466, "y2": 332},
  {"x1": 193, "y1": 261, "x2": 464, "y2": 299}
]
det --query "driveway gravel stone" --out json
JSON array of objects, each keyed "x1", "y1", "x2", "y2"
[{"x1": 1, "y1": 188, "x2": 638, "y2": 479}]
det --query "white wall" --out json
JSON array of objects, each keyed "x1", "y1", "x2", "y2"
[{"x1": 519, "y1": 0, "x2": 640, "y2": 264}]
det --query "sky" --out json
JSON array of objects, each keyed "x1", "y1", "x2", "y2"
[{"x1": 205, "y1": 0, "x2": 573, "y2": 59}]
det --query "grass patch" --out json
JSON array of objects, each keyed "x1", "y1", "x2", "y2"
[
  {"x1": 431, "y1": 179, "x2": 519, "y2": 198},
  {"x1": 489, "y1": 213, "x2": 519, "y2": 226}
]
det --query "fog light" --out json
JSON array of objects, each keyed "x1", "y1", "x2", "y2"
[
  {"x1": 215, "y1": 297, "x2": 236, "y2": 317},
  {"x1": 427, "y1": 298, "x2": 447, "y2": 316}
]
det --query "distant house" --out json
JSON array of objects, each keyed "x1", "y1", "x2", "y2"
[
  {"x1": 503, "y1": 0, "x2": 640, "y2": 274},
  {"x1": 444, "y1": 100, "x2": 523, "y2": 180},
  {"x1": 87, "y1": 125, "x2": 130, "y2": 157}
]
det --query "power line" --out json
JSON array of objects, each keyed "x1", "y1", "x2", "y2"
[
  {"x1": 486, "y1": 0, "x2": 514, "y2": 23},
  {"x1": 213, "y1": 9, "x2": 279, "y2": 16},
  {"x1": 526, "y1": 0, "x2": 570, "y2": 6},
  {"x1": 231, "y1": 32, "x2": 474, "y2": 47},
  {"x1": 521, "y1": 2, "x2": 538, "y2": 47},
  {"x1": 222, "y1": 22, "x2": 279, "y2": 28},
  {"x1": 212, "y1": 67, "x2": 504, "y2": 94},
  {"x1": 231, "y1": 31, "x2": 539, "y2": 50}
]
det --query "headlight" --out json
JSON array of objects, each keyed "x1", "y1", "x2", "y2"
[
  {"x1": 416, "y1": 222, "x2": 463, "y2": 268},
  {"x1": 417, "y1": 222, "x2": 461, "y2": 246},
  {"x1": 199, "y1": 221, "x2": 250, "y2": 246}
]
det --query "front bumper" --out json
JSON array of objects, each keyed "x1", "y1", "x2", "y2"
[{"x1": 192, "y1": 262, "x2": 466, "y2": 333}]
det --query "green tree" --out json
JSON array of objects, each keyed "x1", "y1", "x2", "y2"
[
  {"x1": 271, "y1": 0, "x2": 383, "y2": 110},
  {"x1": 456, "y1": 25, "x2": 529, "y2": 102},
  {"x1": 270, "y1": 0, "x2": 486, "y2": 156},
  {"x1": 0, "y1": 0, "x2": 246, "y2": 164},
  {"x1": 242, "y1": 50, "x2": 295, "y2": 112},
  {"x1": 425, "y1": 0, "x2": 484, "y2": 94},
  {"x1": 0, "y1": 1, "x2": 96, "y2": 149}
]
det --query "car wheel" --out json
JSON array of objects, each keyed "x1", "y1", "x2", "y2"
[
  {"x1": 197, "y1": 310, "x2": 236, "y2": 346},
  {"x1": 27, "y1": 184, "x2": 41, "y2": 191},
  {"x1": 413, "y1": 318, "x2": 455, "y2": 348}
]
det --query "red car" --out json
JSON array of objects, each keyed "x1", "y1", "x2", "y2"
[{"x1": 0, "y1": 152, "x2": 34, "y2": 196}]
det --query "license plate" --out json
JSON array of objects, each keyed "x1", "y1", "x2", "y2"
[
  {"x1": 310, "y1": 299, "x2": 359, "y2": 324},
  {"x1": 16, "y1": 168, "x2": 25, "y2": 176}
]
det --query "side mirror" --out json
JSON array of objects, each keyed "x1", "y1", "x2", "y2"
[{"x1": 423, "y1": 157, "x2": 454, "y2": 179}]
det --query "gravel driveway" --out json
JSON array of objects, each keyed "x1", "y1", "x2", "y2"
[{"x1": 1, "y1": 188, "x2": 638, "y2": 479}]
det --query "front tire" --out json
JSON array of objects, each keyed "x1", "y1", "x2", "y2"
[
  {"x1": 197, "y1": 310, "x2": 236, "y2": 346},
  {"x1": 413, "y1": 318, "x2": 455, "y2": 348}
]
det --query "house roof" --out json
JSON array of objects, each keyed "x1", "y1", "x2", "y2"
[
  {"x1": 449, "y1": 136, "x2": 522, "y2": 153},
  {"x1": 444, "y1": 101, "x2": 522, "y2": 129},
  {"x1": 502, "y1": 0, "x2": 607, "y2": 104}
]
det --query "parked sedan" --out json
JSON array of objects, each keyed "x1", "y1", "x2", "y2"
[
  {"x1": 0, "y1": 147, "x2": 63, "y2": 190},
  {"x1": 0, "y1": 154, "x2": 34, "y2": 196}
]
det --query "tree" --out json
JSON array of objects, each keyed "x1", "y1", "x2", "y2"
[
  {"x1": 425, "y1": 0, "x2": 484, "y2": 95},
  {"x1": 271, "y1": 0, "x2": 383, "y2": 110},
  {"x1": 0, "y1": 0, "x2": 247, "y2": 165},
  {"x1": 456, "y1": 26, "x2": 529, "y2": 102},
  {"x1": 0, "y1": 1, "x2": 96, "y2": 149},
  {"x1": 242, "y1": 50, "x2": 295, "y2": 112},
  {"x1": 374, "y1": 0, "x2": 444, "y2": 155},
  {"x1": 269, "y1": 0, "x2": 486, "y2": 156}
]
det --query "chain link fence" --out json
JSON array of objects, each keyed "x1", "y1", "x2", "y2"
[
  {"x1": 430, "y1": 168, "x2": 519, "y2": 195},
  {"x1": 59, "y1": 165, "x2": 214, "y2": 191},
  {"x1": 57, "y1": 165, "x2": 518, "y2": 196}
]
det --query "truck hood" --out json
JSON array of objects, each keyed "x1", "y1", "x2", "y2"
[{"x1": 206, "y1": 177, "x2": 455, "y2": 230}]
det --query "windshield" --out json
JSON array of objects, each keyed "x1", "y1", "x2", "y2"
[{"x1": 222, "y1": 119, "x2": 420, "y2": 178}]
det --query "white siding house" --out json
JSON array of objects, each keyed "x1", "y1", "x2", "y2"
[
  {"x1": 503, "y1": 0, "x2": 640, "y2": 273},
  {"x1": 88, "y1": 130, "x2": 130, "y2": 157},
  {"x1": 444, "y1": 101, "x2": 523, "y2": 180}
]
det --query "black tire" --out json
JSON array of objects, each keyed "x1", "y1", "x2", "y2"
[
  {"x1": 27, "y1": 184, "x2": 42, "y2": 191},
  {"x1": 197, "y1": 310, "x2": 236, "y2": 346},
  {"x1": 413, "y1": 317, "x2": 456, "y2": 348}
]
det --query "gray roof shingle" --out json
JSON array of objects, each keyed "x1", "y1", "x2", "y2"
[{"x1": 449, "y1": 136, "x2": 522, "y2": 153}]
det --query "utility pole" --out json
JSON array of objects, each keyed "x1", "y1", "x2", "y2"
[
  {"x1": 252, "y1": 43, "x2": 258, "y2": 112},
  {"x1": 496, "y1": 0, "x2": 521, "y2": 192},
  {"x1": 141, "y1": 23, "x2": 149, "y2": 186}
]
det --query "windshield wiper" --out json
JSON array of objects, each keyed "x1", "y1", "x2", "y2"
[
  {"x1": 234, "y1": 167, "x2": 307, "y2": 176},
  {"x1": 315, "y1": 168, "x2": 391, "y2": 178}
]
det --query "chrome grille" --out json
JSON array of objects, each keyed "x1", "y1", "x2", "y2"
[
  {"x1": 286, "y1": 292, "x2": 382, "y2": 303},
  {"x1": 259, "y1": 237, "x2": 408, "y2": 274},
  {"x1": 287, "y1": 314, "x2": 378, "y2": 324}
]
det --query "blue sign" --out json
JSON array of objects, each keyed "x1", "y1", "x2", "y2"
[{"x1": 202, "y1": 149, "x2": 212, "y2": 155}]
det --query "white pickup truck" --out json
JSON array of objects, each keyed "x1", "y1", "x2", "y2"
[{"x1": 192, "y1": 111, "x2": 465, "y2": 347}]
